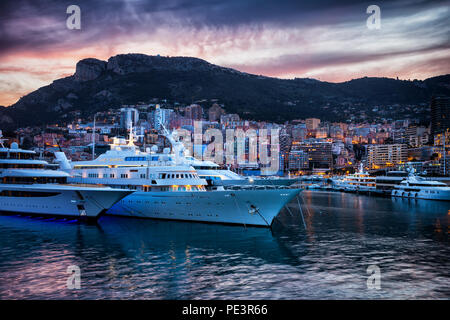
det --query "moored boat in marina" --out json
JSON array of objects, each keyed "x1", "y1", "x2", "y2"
[
  {"x1": 331, "y1": 163, "x2": 376, "y2": 193},
  {"x1": 391, "y1": 171, "x2": 450, "y2": 201},
  {"x1": 58, "y1": 132, "x2": 301, "y2": 227},
  {"x1": 0, "y1": 131, "x2": 132, "y2": 220}
]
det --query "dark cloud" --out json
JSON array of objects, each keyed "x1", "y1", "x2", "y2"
[
  {"x1": 228, "y1": 42, "x2": 450, "y2": 76},
  {"x1": 0, "y1": 0, "x2": 448, "y2": 56},
  {"x1": 0, "y1": 0, "x2": 448, "y2": 106}
]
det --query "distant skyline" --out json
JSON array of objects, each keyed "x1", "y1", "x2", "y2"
[{"x1": 0, "y1": 0, "x2": 449, "y2": 106}]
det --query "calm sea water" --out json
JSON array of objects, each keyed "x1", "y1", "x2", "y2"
[{"x1": 0, "y1": 191, "x2": 448, "y2": 300}]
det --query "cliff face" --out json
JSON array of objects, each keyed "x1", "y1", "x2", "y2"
[
  {"x1": 74, "y1": 58, "x2": 107, "y2": 81},
  {"x1": 73, "y1": 54, "x2": 232, "y2": 79},
  {"x1": 105, "y1": 54, "x2": 238, "y2": 75},
  {"x1": 0, "y1": 53, "x2": 449, "y2": 129}
]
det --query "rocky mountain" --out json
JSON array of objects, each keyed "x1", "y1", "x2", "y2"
[{"x1": 1, "y1": 53, "x2": 449, "y2": 129}]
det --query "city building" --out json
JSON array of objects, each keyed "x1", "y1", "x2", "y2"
[
  {"x1": 315, "y1": 127, "x2": 328, "y2": 139},
  {"x1": 185, "y1": 104, "x2": 203, "y2": 121},
  {"x1": 153, "y1": 104, "x2": 174, "y2": 131},
  {"x1": 120, "y1": 107, "x2": 139, "y2": 129},
  {"x1": 208, "y1": 103, "x2": 225, "y2": 122},
  {"x1": 293, "y1": 140, "x2": 332, "y2": 171},
  {"x1": 367, "y1": 144, "x2": 407, "y2": 169},
  {"x1": 330, "y1": 125, "x2": 344, "y2": 139},
  {"x1": 291, "y1": 124, "x2": 307, "y2": 142},
  {"x1": 430, "y1": 96, "x2": 450, "y2": 138},
  {"x1": 306, "y1": 118, "x2": 321, "y2": 131},
  {"x1": 279, "y1": 131, "x2": 292, "y2": 154},
  {"x1": 220, "y1": 114, "x2": 240, "y2": 127},
  {"x1": 288, "y1": 150, "x2": 309, "y2": 171},
  {"x1": 405, "y1": 126, "x2": 429, "y2": 147},
  {"x1": 407, "y1": 146, "x2": 442, "y2": 161}
]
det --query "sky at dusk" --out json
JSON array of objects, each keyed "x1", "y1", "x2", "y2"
[{"x1": 0, "y1": 0, "x2": 449, "y2": 106}]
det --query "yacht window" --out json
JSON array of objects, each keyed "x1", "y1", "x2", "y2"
[
  {"x1": 0, "y1": 190, "x2": 61, "y2": 197},
  {"x1": 125, "y1": 157, "x2": 146, "y2": 161},
  {"x1": 1, "y1": 176, "x2": 67, "y2": 184},
  {"x1": 0, "y1": 163, "x2": 45, "y2": 169}
]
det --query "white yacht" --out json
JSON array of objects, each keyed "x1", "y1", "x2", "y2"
[
  {"x1": 391, "y1": 170, "x2": 450, "y2": 201},
  {"x1": 0, "y1": 132, "x2": 132, "y2": 220},
  {"x1": 332, "y1": 163, "x2": 376, "y2": 192},
  {"x1": 59, "y1": 133, "x2": 301, "y2": 227},
  {"x1": 375, "y1": 171, "x2": 408, "y2": 195},
  {"x1": 181, "y1": 156, "x2": 297, "y2": 187}
]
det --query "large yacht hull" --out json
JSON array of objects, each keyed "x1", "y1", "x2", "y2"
[
  {"x1": 107, "y1": 188, "x2": 302, "y2": 227},
  {"x1": 0, "y1": 184, "x2": 132, "y2": 219}
]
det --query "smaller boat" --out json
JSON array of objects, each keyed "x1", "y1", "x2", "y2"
[
  {"x1": 332, "y1": 163, "x2": 376, "y2": 193},
  {"x1": 0, "y1": 131, "x2": 132, "y2": 220},
  {"x1": 375, "y1": 171, "x2": 408, "y2": 195},
  {"x1": 391, "y1": 168, "x2": 450, "y2": 201}
]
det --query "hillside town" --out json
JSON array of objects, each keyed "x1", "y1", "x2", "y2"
[{"x1": 8, "y1": 96, "x2": 450, "y2": 177}]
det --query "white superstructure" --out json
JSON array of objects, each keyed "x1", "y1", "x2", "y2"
[
  {"x1": 391, "y1": 170, "x2": 450, "y2": 201},
  {"x1": 182, "y1": 156, "x2": 297, "y2": 187},
  {"x1": 0, "y1": 131, "x2": 132, "y2": 220},
  {"x1": 63, "y1": 132, "x2": 301, "y2": 227},
  {"x1": 332, "y1": 163, "x2": 376, "y2": 192},
  {"x1": 375, "y1": 171, "x2": 408, "y2": 194}
]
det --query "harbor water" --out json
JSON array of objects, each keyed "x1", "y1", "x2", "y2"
[{"x1": 0, "y1": 191, "x2": 448, "y2": 299}]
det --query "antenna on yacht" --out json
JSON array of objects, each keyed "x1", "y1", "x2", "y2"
[
  {"x1": 127, "y1": 121, "x2": 135, "y2": 146},
  {"x1": 156, "y1": 112, "x2": 186, "y2": 165},
  {"x1": 406, "y1": 164, "x2": 416, "y2": 177}
]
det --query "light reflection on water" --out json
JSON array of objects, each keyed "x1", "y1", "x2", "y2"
[{"x1": 0, "y1": 191, "x2": 448, "y2": 299}]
